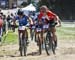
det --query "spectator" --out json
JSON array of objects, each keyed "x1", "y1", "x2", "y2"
[
  {"x1": 3, "y1": 15, "x2": 7, "y2": 34},
  {"x1": 0, "y1": 14, "x2": 3, "y2": 42},
  {"x1": 7, "y1": 15, "x2": 11, "y2": 30},
  {"x1": 10, "y1": 13, "x2": 15, "y2": 32}
]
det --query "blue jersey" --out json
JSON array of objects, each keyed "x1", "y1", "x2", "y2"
[{"x1": 15, "y1": 15, "x2": 28, "y2": 26}]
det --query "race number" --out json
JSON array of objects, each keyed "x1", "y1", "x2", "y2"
[
  {"x1": 36, "y1": 28, "x2": 42, "y2": 32},
  {"x1": 18, "y1": 26, "x2": 25, "y2": 30},
  {"x1": 32, "y1": 26, "x2": 35, "y2": 29},
  {"x1": 43, "y1": 24, "x2": 49, "y2": 29}
]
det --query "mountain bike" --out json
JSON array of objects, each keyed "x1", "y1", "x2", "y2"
[
  {"x1": 35, "y1": 27, "x2": 43, "y2": 55},
  {"x1": 18, "y1": 26, "x2": 28, "y2": 56},
  {"x1": 44, "y1": 24, "x2": 56, "y2": 55}
]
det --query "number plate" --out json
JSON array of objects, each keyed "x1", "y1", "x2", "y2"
[
  {"x1": 43, "y1": 24, "x2": 49, "y2": 29},
  {"x1": 36, "y1": 28, "x2": 42, "y2": 32},
  {"x1": 18, "y1": 26, "x2": 25, "y2": 30},
  {"x1": 32, "y1": 26, "x2": 35, "y2": 29}
]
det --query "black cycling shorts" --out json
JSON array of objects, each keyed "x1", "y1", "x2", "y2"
[{"x1": 49, "y1": 20, "x2": 57, "y2": 27}]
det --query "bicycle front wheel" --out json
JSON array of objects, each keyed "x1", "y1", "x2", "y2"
[
  {"x1": 23, "y1": 36, "x2": 27, "y2": 56},
  {"x1": 45, "y1": 32, "x2": 52, "y2": 55}
]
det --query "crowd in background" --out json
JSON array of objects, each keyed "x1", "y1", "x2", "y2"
[
  {"x1": 0, "y1": 9, "x2": 36, "y2": 41},
  {"x1": 0, "y1": 9, "x2": 17, "y2": 42},
  {"x1": 0, "y1": 10, "x2": 15, "y2": 33}
]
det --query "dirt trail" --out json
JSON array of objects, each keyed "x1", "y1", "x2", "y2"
[{"x1": 0, "y1": 39, "x2": 75, "y2": 60}]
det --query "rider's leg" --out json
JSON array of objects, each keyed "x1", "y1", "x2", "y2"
[
  {"x1": 35, "y1": 30, "x2": 37, "y2": 42},
  {"x1": 30, "y1": 28, "x2": 31, "y2": 38},
  {"x1": 22, "y1": 29, "x2": 29, "y2": 45},
  {"x1": 50, "y1": 27, "x2": 57, "y2": 47},
  {"x1": 35, "y1": 32, "x2": 38, "y2": 42},
  {"x1": 25, "y1": 29, "x2": 28, "y2": 41},
  {"x1": 40, "y1": 31, "x2": 43, "y2": 44},
  {"x1": 22, "y1": 30, "x2": 25, "y2": 40},
  {"x1": 18, "y1": 30, "x2": 22, "y2": 51},
  {"x1": 35, "y1": 32, "x2": 40, "y2": 46}
]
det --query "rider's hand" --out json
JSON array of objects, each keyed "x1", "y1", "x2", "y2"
[
  {"x1": 45, "y1": 15, "x2": 50, "y2": 21},
  {"x1": 56, "y1": 23, "x2": 61, "y2": 27}
]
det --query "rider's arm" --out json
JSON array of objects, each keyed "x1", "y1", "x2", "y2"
[
  {"x1": 28, "y1": 17, "x2": 33, "y2": 25},
  {"x1": 47, "y1": 11, "x2": 61, "y2": 26},
  {"x1": 46, "y1": 11, "x2": 57, "y2": 21},
  {"x1": 56, "y1": 15, "x2": 61, "y2": 27}
]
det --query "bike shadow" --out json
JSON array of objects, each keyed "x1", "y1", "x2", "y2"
[
  {"x1": 27, "y1": 51, "x2": 40, "y2": 56},
  {"x1": 0, "y1": 51, "x2": 40, "y2": 57}
]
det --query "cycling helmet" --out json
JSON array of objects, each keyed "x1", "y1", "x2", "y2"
[
  {"x1": 17, "y1": 9, "x2": 23, "y2": 15},
  {"x1": 40, "y1": 5, "x2": 48, "y2": 11}
]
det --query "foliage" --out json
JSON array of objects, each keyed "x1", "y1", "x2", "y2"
[
  {"x1": 21, "y1": 2, "x2": 28, "y2": 7},
  {"x1": 37, "y1": 0, "x2": 50, "y2": 11},
  {"x1": 37, "y1": 0, "x2": 74, "y2": 20},
  {"x1": 27, "y1": 0, "x2": 31, "y2": 4}
]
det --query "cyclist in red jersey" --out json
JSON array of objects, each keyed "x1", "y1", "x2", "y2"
[{"x1": 38, "y1": 5, "x2": 61, "y2": 47}]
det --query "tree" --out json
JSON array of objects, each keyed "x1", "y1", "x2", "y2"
[
  {"x1": 27, "y1": 0, "x2": 31, "y2": 4},
  {"x1": 37, "y1": 0, "x2": 74, "y2": 20},
  {"x1": 37, "y1": 0, "x2": 50, "y2": 11},
  {"x1": 21, "y1": 2, "x2": 28, "y2": 7},
  {"x1": 55, "y1": 0, "x2": 73, "y2": 20}
]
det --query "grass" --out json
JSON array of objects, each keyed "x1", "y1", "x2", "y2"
[
  {"x1": 56, "y1": 26, "x2": 75, "y2": 40},
  {"x1": 59, "y1": 27, "x2": 75, "y2": 32},
  {"x1": 1, "y1": 26, "x2": 75, "y2": 45},
  {"x1": 2, "y1": 30, "x2": 18, "y2": 45}
]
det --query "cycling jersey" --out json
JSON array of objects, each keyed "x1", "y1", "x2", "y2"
[
  {"x1": 38, "y1": 12, "x2": 43, "y2": 20},
  {"x1": 47, "y1": 11, "x2": 57, "y2": 21},
  {"x1": 38, "y1": 11, "x2": 57, "y2": 27},
  {"x1": 38, "y1": 11, "x2": 57, "y2": 21},
  {"x1": 15, "y1": 15, "x2": 29, "y2": 26}
]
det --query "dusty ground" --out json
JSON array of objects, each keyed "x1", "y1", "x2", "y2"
[{"x1": 0, "y1": 39, "x2": 75, "y2": 60}]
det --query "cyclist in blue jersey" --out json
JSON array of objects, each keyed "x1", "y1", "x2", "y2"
[{"x1": 13, "y1": 10, "x2": 33, "y2": 52}]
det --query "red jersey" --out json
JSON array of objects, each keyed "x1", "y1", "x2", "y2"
[
  {"x1": 38, "y1": 12, "x2": 43, "y2": 20},
  {"x1": 38, "y1": 11, "x2": 57, "y2": 21}
]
